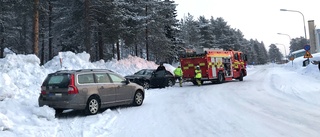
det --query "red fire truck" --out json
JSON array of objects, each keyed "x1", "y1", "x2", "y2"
[{"x1": 179, "y1": 49, "x2": 247, "y2": 85}]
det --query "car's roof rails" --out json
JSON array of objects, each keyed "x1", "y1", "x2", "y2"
[
  {"x1": 75, "y1": 69, "x2": 115, "y2": 73},
  {"x1": 54, "y1": 70, "x2": 76, "y2": 74}
]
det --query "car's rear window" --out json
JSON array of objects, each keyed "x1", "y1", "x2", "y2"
[{"x1": 42, "y1": 73, "x2": 70, "y2": 88}]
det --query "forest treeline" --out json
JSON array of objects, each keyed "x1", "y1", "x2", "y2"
[{"x1": 0, "y1": 0, "x2": 307, "y2": 65}]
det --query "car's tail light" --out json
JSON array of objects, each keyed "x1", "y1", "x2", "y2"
[
  {"x1": 41, "y1": 90, "x2": 46, "y2": 95},
  {"x1": 68, "y1": 86, "x2": 78, "y2": 94},
  {"x1": 68, "y1": 74, "x2": 79, "y2": 94},
  {"x1": 41, "y1": 86, "x2": 46, "y2": 95}
]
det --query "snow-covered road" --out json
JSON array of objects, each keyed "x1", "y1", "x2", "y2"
[{"x1": 57, "y1": 65, "x2": 320, "y2": 137}]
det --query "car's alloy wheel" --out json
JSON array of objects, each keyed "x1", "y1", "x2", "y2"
[
  {"x1": 85, "y1": 96, "x2": 100, "y2": 115},
  {"x1": 143, "y1": 81, "x2": 150, "y2": 89},
  {"x1": 167, "y1": 79, "x2": 174, "y2": 87},
  {"x1": 133, "y1": 91, "x2": 144, "y2": 106}
]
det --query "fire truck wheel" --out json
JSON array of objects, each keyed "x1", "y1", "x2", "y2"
[
  {"x1": 217, "y1": 72, "x2": 225, "y2": 84},
  {"x1": 239, "y1": 71, "x2": 244, "y2": 81}
]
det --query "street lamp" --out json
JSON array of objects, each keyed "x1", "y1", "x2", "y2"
[
  {"x1": 277, "y1": 33, "x2": 292, "y2": 41},
  {"x1": 275, "y1": 43, "x2": 287, "y2": 58},
  {"x1": 277, "y1": 33, "x2": 291, "y2": 52},
  {"x1": 280, "y1": 9, "x2": 307, "y2": 39}
]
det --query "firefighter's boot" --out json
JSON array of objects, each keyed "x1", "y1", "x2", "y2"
[{"x1": 196, "y1": 79, "x2": 201, "y2": 86}]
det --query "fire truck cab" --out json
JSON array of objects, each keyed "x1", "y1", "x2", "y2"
[{"x1": 179, "y1": 49, "x2": 247, "y2": 85}]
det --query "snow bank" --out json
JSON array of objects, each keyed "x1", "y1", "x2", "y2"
[{"x1": 0, "y1": 51, "x2": 158, "y2": 136}]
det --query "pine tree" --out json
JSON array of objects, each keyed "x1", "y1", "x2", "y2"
[
  {"x1": 178, "y1": 13, "x2": 200, "y2": 49},
  {"x1": 198, "y1": 16, "x2": 214, "y2": 48},
  {"x1": 290, "y1": 37, "x2": 308, "y2": 52},
  {"x1": 268, "y1": 44, "x2": 282, "y2": 63}
]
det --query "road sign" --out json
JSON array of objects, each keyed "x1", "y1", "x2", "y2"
[
  {"x1": 289, "y1": 57, "x2": 294, "y2": 61},
  {"x1": 304, "y1": 45, "x2": 310, "y2": 51},
  {"x1": 304, "y1": 51, "x2": 313, "y2": 58}
]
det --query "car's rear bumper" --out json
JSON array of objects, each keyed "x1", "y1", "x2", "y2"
[{"x1": 38, "y1": 95, "x2": 86, "y2": 110}]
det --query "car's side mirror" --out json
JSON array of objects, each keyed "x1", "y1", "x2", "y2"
[{"x1": 123, "y1": 79, "x2": 130, "y2": 84}]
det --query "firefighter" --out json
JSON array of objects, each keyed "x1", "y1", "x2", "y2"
[
  {"x1": 155, "y1": 62, "x2": 167, "y2": 88},
  {"x1": 156, "y1": 62, "x2": 166, "y2": 72},
  {"x1": 174, "y1": 66, "x2": 183, "y2": 87},
  {"x1": 194, "y1": 65, "x2": 202, "y2": 86}
]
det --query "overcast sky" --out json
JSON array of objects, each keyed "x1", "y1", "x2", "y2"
[{"x1": 174, "y1": 0, "x2": 320, "y2": 55}]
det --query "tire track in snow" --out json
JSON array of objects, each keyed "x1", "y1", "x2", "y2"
[{"x1": 56, "y1": 109, "x2": 119, "y2": 137}]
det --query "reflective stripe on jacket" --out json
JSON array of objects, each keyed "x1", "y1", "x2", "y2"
[
  {"x1": 195, "y1": 70, "x2": 202, "y2": 78},
  {"x1": 174, "y1": 68, "x2": 183, "y2": 76}
]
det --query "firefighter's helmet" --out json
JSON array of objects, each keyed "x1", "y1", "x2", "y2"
[{"x1": 196, "y1": 65, "x2": 200, "y2": 69}]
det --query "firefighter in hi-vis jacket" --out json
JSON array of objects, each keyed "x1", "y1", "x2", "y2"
[
  {"x1": 194, "y1": 65, "x2": 202, "y2": 86},
  {"x1": 174, "y1": 66, "x2": 183, "y2": 87}
]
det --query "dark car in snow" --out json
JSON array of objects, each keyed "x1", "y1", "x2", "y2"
[{"x1": 125, "y1": 69, "x2": 175, "y2": 89}]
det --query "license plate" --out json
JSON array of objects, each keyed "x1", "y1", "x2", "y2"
[
  {"x1": 55, "y1": 93, "x2": 62, "y2": 96},
  {"x1": 48, "y1": 93, "x2": 54, "y2": 97},
  {"x1": 48, "y1": 93, "x2": 62, "y2": 97}
]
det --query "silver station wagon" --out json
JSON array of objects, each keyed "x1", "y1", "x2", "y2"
[{"x1": 38, "y1": 69, "x2": 145, "y2": 115}]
